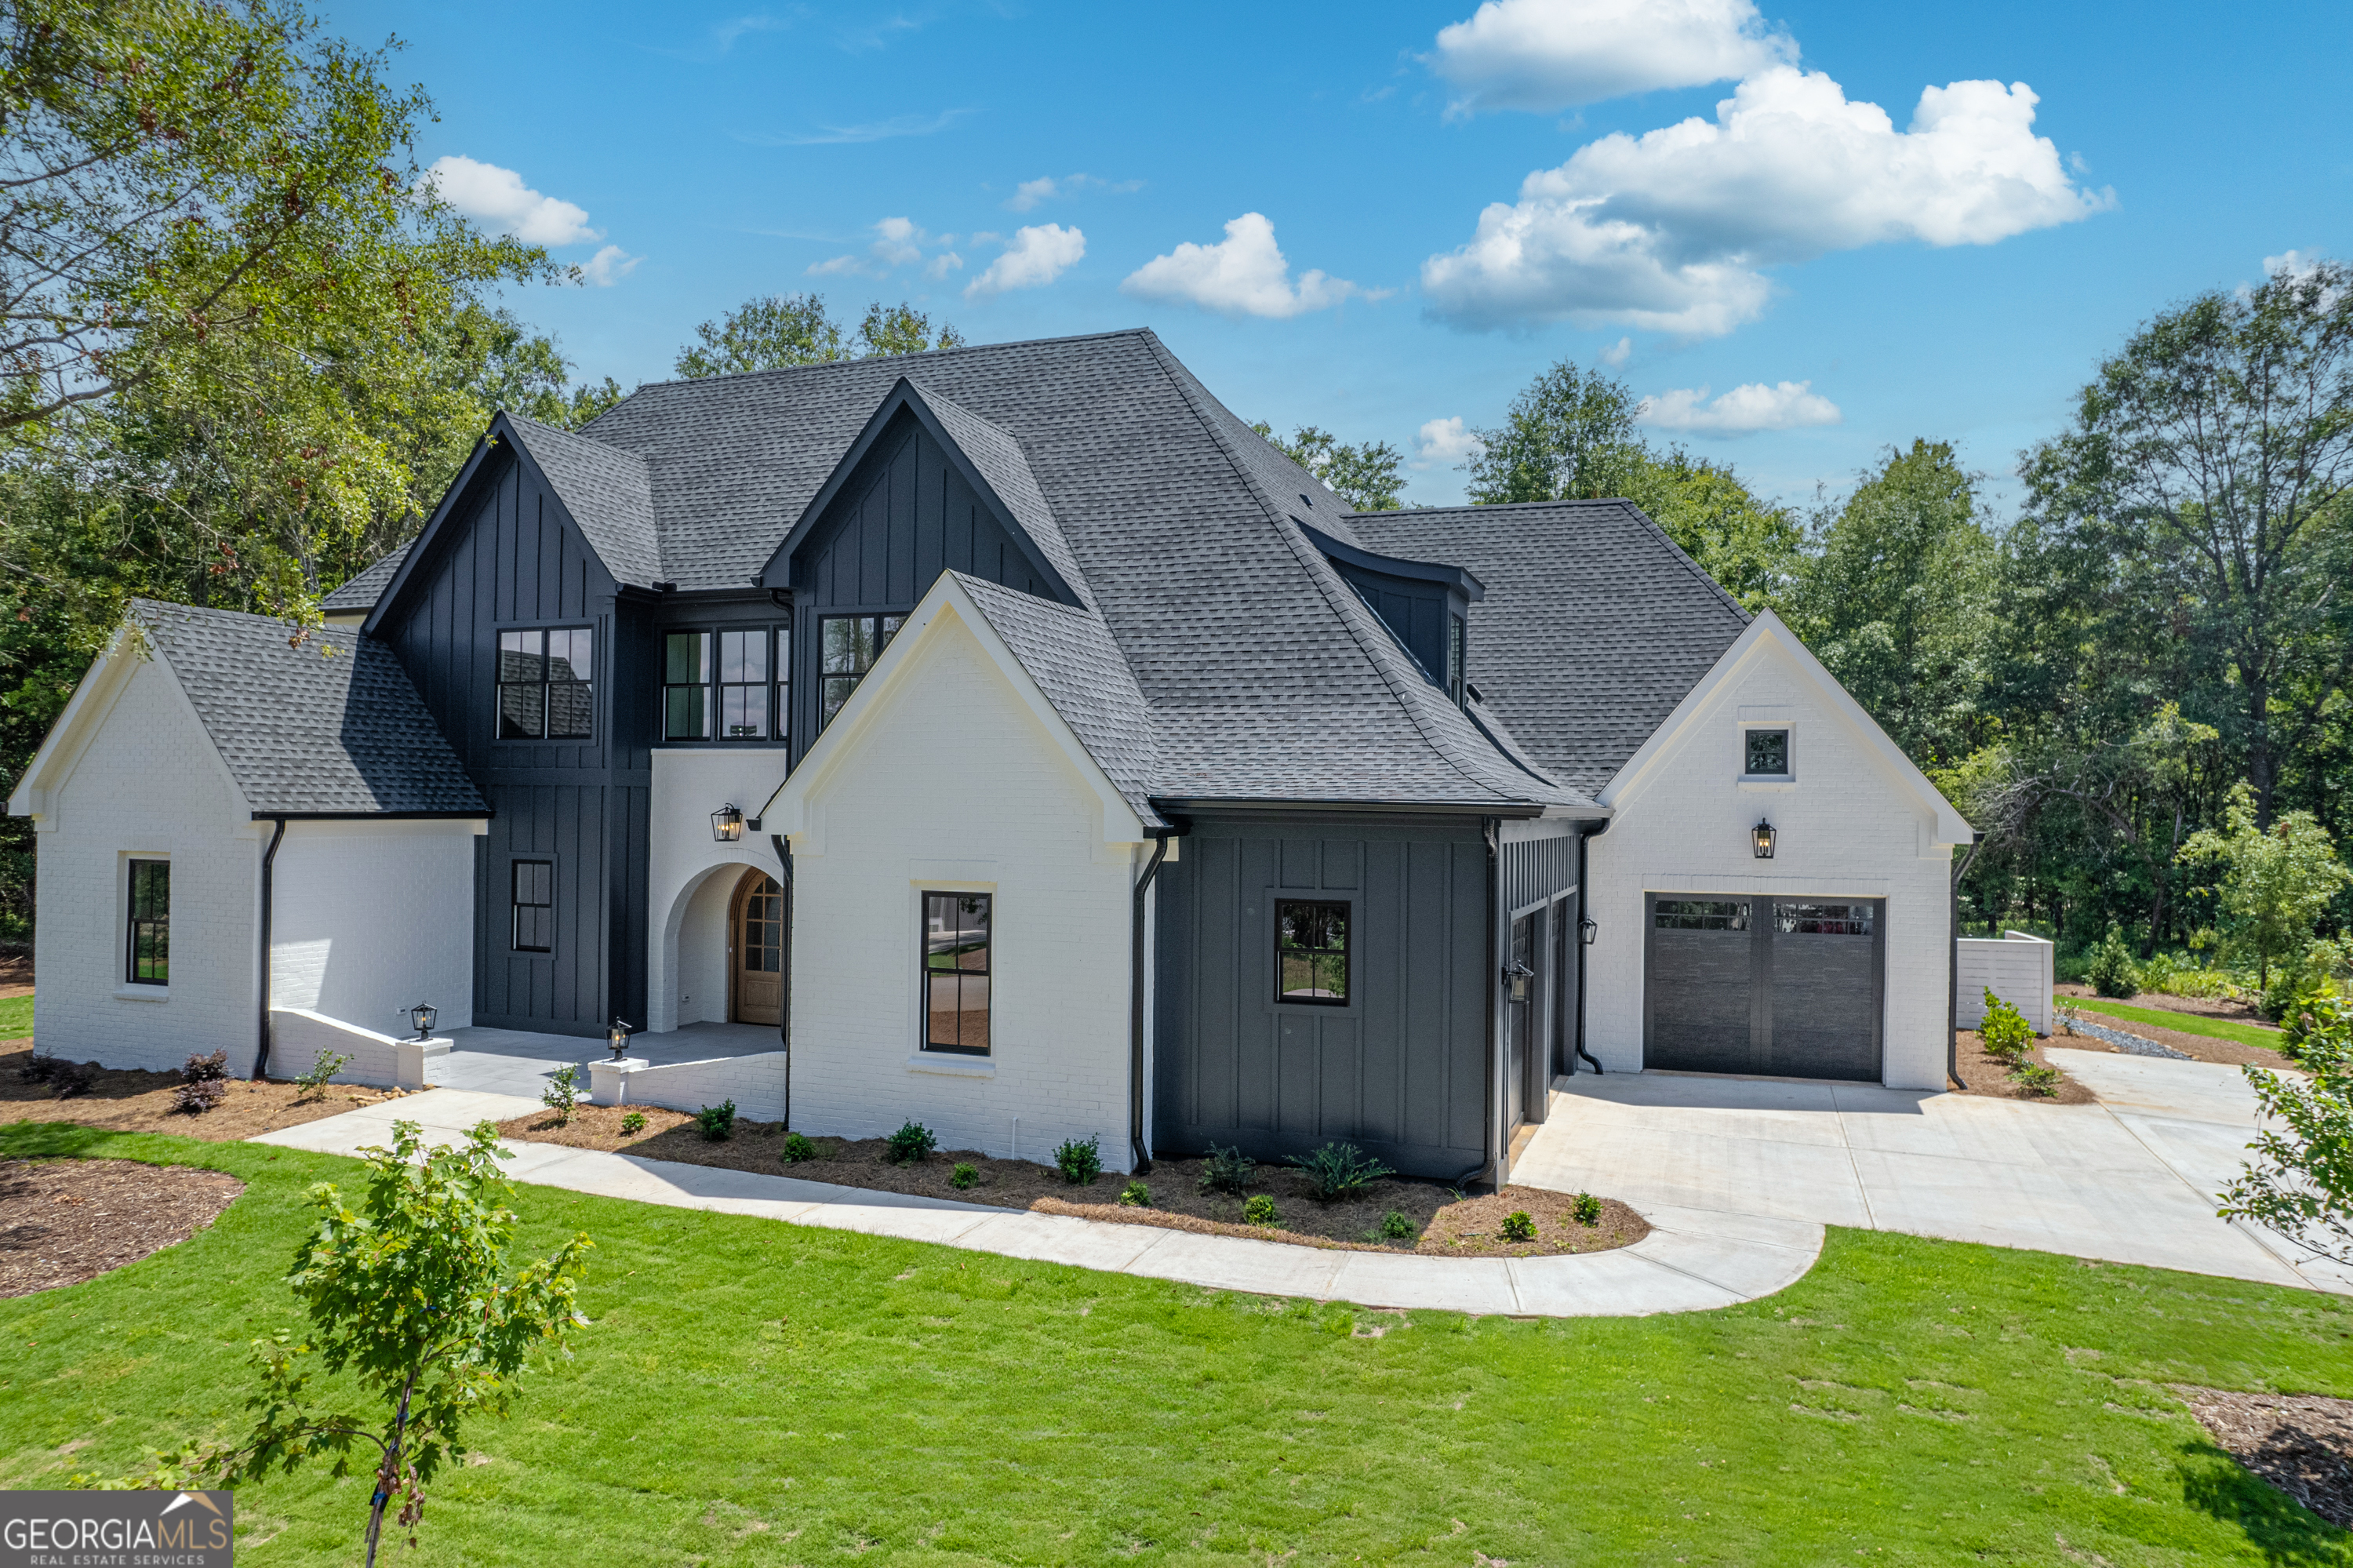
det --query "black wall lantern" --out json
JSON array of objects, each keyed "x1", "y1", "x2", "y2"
[
  {"x1": 711, "y1": 803, "x2": 744, "y2": 843},
  {"x1": 1504, "y1": 959, "x2": 1536, "y2": 1003},
  {"x1": 1752, "y1": 817, "x2": 1777, "y2": 859},
  {"x1": 1580, "y1": 915, "x2": 1598, "y2": 947},
  {"x1": 607, "y1": 1015, "x2": 635, "y2": 1061},
  {"x1": 408, "y1": 1001, "x2": 438, "y2": 1040}
]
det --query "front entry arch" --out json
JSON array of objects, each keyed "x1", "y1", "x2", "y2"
[{"x1": 729, "y1": 869, "x2": 785, "y2": 1026}]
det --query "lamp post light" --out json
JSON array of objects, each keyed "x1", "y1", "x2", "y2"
[
  {"x1": 408, "y1": 1002, "x2": 438, "y2": 1041},
  {"x1": 1752, "y1": 817, "x2": 1777, "y2": 860},
  {"x1": 607, "y1": 1016, "x2": 635, "y2": 1062},
  {"x1": 711, "y1": 803, "x2": 744, "y2": 843}
]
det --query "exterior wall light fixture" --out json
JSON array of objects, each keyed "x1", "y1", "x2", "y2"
[
  {"x1": 608, "y1": 1016, "x2": 635, "y2": 1061},
  {"x1": 408, "y1": 1001, "x2": 438, "y2": 1040},
  {"x1": 1504, "y1": 959, "x2": 1536, "y2": 1003},
  {"x1": 1752, "y1": 817, "x2": 1777, "y2": 859},
  {"x1": 711, "y1": 803, "x2": 744, "y2": 842},
  {"x1": 1579, "y1": 915, "x2": 1598, "y2": 947}
]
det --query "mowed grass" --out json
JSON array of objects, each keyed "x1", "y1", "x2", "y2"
[
  {"x1": 3, "y1": 1123, "x2": 2350, "y2": 1566},
  {"x1": 2071, "y1": 995, "x2": 2288, "y2": 1050},
  {"x1": 0, "y1": 993, "x2": 31, "y2": 1040}
]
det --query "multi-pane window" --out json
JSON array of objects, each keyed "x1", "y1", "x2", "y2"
[
  {"x1": 1777, "y1": 901, "x2": 1871, "y2": 937},
  {"x1": 922, "y1": 891, "x2": 991, "y2": 1053},
  {"x1": 664, "y1": 631, "x2": 711, "y2": 741},
  {"x1": 717, "y1": 628, "x2": 769, "y2": 739},
  {"x1": 126, "y1": 858, "x2": 169, "y2": 984},
  {"x1": 496, "y1": 628, "x2": 593, "y2": 740},
  {"x1": 511, "y1": 860, "x2": 555, "y2": 953},
  {"x1": 1744, "y1": 727, "x2": 1791, "y2": 777},
  {"x1": 1653, "y1": 898, "x2": 1750, "y2": 932},
  {"x1": 820, "y1": 614, "x2": 902, "y2": 729},
  {"x1": 1275, "y1": 900, "x2": 1349, "y2": 1006},
  {"x1": 742, "y1": 876, "x2": 784, "y2": 972}
]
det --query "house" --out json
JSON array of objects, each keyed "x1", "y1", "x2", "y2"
[{"x1": 8, "y1": 329, "x2": 1972, "y2": 1183}]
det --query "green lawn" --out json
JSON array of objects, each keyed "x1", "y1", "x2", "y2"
[
  {"x1": 0, "y1": 992, "x2": 31, "y2": 1039},
  {"x1": 2070, "y1": 995, "x2": 2287, "y2": 1050},
  {"x1": 4, "y1": 1122, "x2": 2350, "y2": 1566}
]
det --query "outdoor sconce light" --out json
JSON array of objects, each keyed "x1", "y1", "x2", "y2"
[
  {"x1": 408, "y1": 1002, "x2": 438, "y2": 1041},
  {"x1": 1580, "y1": 915, "x2": 1598, "y2": 947},
  {"x1": 711, "y1": 803, "x2": 744, "y2": 842},
  {"x1": 1504, "y1": 960, "x2": 1536, "y2": 1003},
  {"x1": 1752, "y1": 817, "x2": 1777, "y2": 860},
  {"x1": 607, "y1": 1016, "x2": 635, "y2": 1062}
]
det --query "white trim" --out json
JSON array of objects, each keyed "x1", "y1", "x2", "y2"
[
  {"x1": 9, "y1": 623, "x2": 254, "y2": 824},
  {"x1": 112, "y1": 985, "x2": 171, "y2": 1002},
  {"x1": 905, "y1": 1053, "x2": 997, "y2": 1079}
]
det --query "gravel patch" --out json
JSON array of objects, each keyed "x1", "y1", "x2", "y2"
[{"x1": 2066, "y1": 1016, "x2": 2192, "y2": 1060}]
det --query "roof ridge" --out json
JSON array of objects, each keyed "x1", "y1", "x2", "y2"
[
  {"x1": 1355, "y1": 497, "x2": 1751, "y2": 624},
  {"x1": 614, "y1": 326, "x2": 1162, "y2": 399}
]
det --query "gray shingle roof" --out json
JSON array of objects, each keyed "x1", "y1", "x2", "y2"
[
  {"x1": 321, "y1": 542, "x2": 411, "y2": 612},
  {"x1": 133, "y1": 600, "x2": 487, "y2": 816},
  {"x1": 914, "y1": 383, "x2": 1093, "y2": 609},
  {"x1": 1345, "y1": 500, "x2": 1751, "y2": 794},
  {"x1": 501, "y1": 414, "x2": 664, "y2": 588}
]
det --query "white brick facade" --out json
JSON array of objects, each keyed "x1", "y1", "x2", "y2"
[
  {"x1": 646, "y1": 747, "x2": 794, "y2": 1035},
  {"x1": 589, "y1": 1051, "x2": 787, "y2": 1122},
  {"x1": 269, "y1": 819, "x2": 478, "y2": 1035},
  {"x1": 1587, "y1": 614, "x2": 1969, "y2": 1091},
  {"x1": 775, "y1": 591, "x2": 1150, "y2": 1170}
]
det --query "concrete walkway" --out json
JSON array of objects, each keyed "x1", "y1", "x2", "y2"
[
  {"x1": 251, "y1": 1088, "x2": 1822, "y2": 1319},
  {"x1": 1515, "y1": 1048, "x2": 2353, "y2": 1294}
]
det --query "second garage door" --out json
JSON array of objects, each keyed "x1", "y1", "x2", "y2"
[{"x1": 1645, "y1": 894, "x2": 1884, "y2": 1082}]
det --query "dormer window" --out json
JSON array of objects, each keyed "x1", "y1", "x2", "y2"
[{"x1": 1447, "y1": 615, "x2": 1466, "y2": 706}]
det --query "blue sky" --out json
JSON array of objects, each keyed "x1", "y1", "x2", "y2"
[{"x1": 334, "y1": 0, "x2": 2351, "y2": 513}]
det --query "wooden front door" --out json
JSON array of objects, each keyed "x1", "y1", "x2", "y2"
[{"x1": 730, "y1": 871, "x2": 784, "y2": 1026}]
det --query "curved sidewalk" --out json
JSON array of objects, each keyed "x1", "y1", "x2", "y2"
[{"x1": 251, "y1": 1088, "x2": 1822, "y2": 1319}]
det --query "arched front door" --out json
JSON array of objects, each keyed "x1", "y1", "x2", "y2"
[{"x1": 730, "y1": 869, "x2": 784, "y2": 1026}]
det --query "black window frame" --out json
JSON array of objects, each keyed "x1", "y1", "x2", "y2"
[
  {"x1": 1744, "y1": 726, "x2": 1792, "y2": 778},
  {"x1": 818, "y1": 613, "x2": 903, "y2": 731},
  {"x1": 511, "y1": 859, "x2": 555, "y2": 954},
  {"x1": 125, "y1": 857, "x2": 169, "y2": 985},
  {"x1": 496, "y1": 624, "x2": 595, "y2": 741},
  {"x1": 1274, "y1": 898, "x2": 1351, "y2": 1007},
  {"x1": 1447, "y1": 615, "x2": 1466, "y2": 707},
  {"x1": 921, "y1": 890, "x2": 992, "y2": 1056},
  {"x1": 715, "y1": 626, "x2": 773, "y2": 741},
  {"x1": 660, "y1": 622, "x2": 793, "y2": 746}
]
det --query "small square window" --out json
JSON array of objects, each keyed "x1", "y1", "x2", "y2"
[
  {"x1": 1275, "y1": 900, "x2": 1350, "y2": 1005},
  {"x1": 1744, "y1": 727, "x2": 1791, "y2": 777}
]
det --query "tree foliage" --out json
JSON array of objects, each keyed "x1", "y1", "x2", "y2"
[
  {"x1": 672, "y1": 292, "x2": 965, "y2": 379},
  {"x1": 2220, "y1": 989, "x2": 2353, "y2": 1263},
  {"x1": 1461, "y1": 358, "x2": 1639, "y2": 505},
  {"x1": 1251, "y1": 421, "x2": 1406, "y2": 511},
  {"x1": 2178, "y1": 780, "x2": 2351, "y2": 989}
]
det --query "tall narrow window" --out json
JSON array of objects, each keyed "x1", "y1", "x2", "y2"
[
  {"x1": 717, "y1": 628, "x2": 769, "y2": 739},
  {"x1": 496, "y1": 631, "x2": 544, "y2": 739},
  {"x1": 125, "y1": 859, "x2": 169, "y2": 984},
  {"x1": 511, "y1": 860, "x2": 555, "y2": 953},
  {"x1": 775, "y1": 627, "x2": 791, "y2": 748},
  {"x1": 819, "y1": 613, "x2": 902, "y2": 729},
  {"x1": 546, "y1": 628, "x2": 594, "y2": 739},
  {"x1": 497, "y1": 628, "x2": 593, "y2": 740},
  {"x1": 922, "y1": 891, "x2": 991, "y2": 1053},
  {"x1": 664, "y1": 631, "x2": 711, "y2": 740},
  {"x1": 1447, "y1": 616, "x2": 1465, "y2": 706},
  {"x1": 1275, "y1": 900, "x2": 1349, "y2": 1006}
]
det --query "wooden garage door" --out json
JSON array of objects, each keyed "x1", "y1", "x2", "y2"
[{"x1": 1645, "y1": 895, "x2": 1883, "y2": 1081}]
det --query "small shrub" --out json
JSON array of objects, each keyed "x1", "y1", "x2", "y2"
[
  {"x1": 1571, "y1": 1191, "x2": 1602, "y2": 1228},
  {"x1": 1054, "y1": 1133, "x2": 1103, "y2": 1186},
  {"x1": 1286, "y1": 1141, "x2": 1395, "y2": 1201},
  {"x1": 1377, "y1": 1210, "x2": 1417, "y2": 1242},
  {"x1": 2010, "y1": 1061, "x2": 2063, "y2": 1097},
  {"x1": 294, "y1": 1049, "x2": 350, "y2": 1097},
  {"x1": 886, "y1": 1120, "x2": 937, "y2": 1164},
  {"x1": 1118, "y1": 1178, "x2": 1150, "y2": 1207},
  {"x1": 950, "y1": 1162, "x2": 980, "y2": 1190},
  {"x1": 2053, "y1": 1000, "x2": 2082, "y2": 1037},
  {"x1": 49, "y1": 1060, "x2": 96, "y2": 1098},
  {"x1": 1242, "y1": 1194, "x2": 1278, "y2": 1226},
  {"x1": 781, "y1": 1130, "x2": 820, "y2": 1163},
  {"x1": 1500, "y1": 1210, "x2": 1537, "y2": 1242},
  {"x1": 181, "y1": 1049, "x2": 229, "y2": 1084},
  {"x1": 18, "y1": 1051, "x2": 59, "y2": 1083},
  {"x1": 696, "y1": 1100, "x2": 736, "y2": 1141},
  {"x1": 171, "y1": 1076, "x2": 225, "y2": 1114},
  {"x1": 619, "y1": 1110, "x2": 647, "y2": 1136},
  {"x1": 1197, "y1": 1144, "x2": 1257, "y2": 1194},
  {"x1": 540, "y1": 1063, "x2": 582, "y2": 1126},
  {"x1": 1977, "y1": 988, "x2": 2035, "y2": 1064},
  {"x1": 2086, "y1": 926, "x2": 2141, "y2": 999},
  {"x1": 2283, "y1": 985, "x2": 2353, "y2": 1071}
]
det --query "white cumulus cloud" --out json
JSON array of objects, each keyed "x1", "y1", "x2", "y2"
[
  {"x1": 421, "y1": 155, "x2": 599, "y2": 246},
  {"x1": 809, "y1": 216, "x2": 957, "y2": 278},
  {"x1": 1002, "y1": 173, "x2": 1142, "y2": 212},
  {"x1": 1121, "y1": 213, "x2": 1380, "y2": 319},
  {"x1": 1600, "y1": 335, "x2": 1633, "y2": 366},
  {"x1": 1421, "y1": 67, "x2": 2111, "y2": 337},
  {"x1": 1412, "y1": 416, "x2": 1485, "y2": 470},
  {"x1": 580, "y1": 245, "x2": 640, "y2": 287},
  {"x1": 1637, "y1": 380, "x2": 1842, "y2": 434},
  {"x1": 1432, "y1": 0, "x2": 1795, "y2": 115},
  {"x1": 963, "y1": 223, "x2": 1085, "y2": 299}
]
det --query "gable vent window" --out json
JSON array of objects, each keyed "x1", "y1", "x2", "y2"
[
  {"x1": 125, "y1": 858, "x2": 169, "y2": 984},
  {"x1": 497, "y1": 628, "x2": 593, "y2": 740},
  {"x1": 1275, "y1": 899, "x2": 1350, "y2": 1006},
  {"x1": 819, "y1": 614, "x2": 902, "y2": 729},
  {"x1": 1744, "y1": 727, "x2": 1791, "y2": 778},
  {"x1": 663, "y1": 631, "x2": 711, "y2": 740},
  {"x1": 511, "y1": 860, "x2": 555, "y2": 953}
]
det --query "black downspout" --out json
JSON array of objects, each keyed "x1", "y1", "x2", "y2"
[
  {"x1": 771, "y1": 833, "x2": 793, "y2": 1129},
  {"x1": 253, "y1": 816, "x2": 288, "y2": 1080},
  {"x1": 1575, "y1": 817, "x2": 1610, "y2": 1075},
  {"x1": 1129, "y1": 832, "x2": 1171, "y2": 1176},
  {"x1": 1459, "y1": 819, "x2": 1501, "y2": 1194},
  {"x1": 1948, "y1": 831, "x2": 1984, "y2": 1092}
]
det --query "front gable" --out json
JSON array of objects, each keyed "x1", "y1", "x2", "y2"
[{"x1": 8, "y1": 627, "x2": 250, "y2": 828}]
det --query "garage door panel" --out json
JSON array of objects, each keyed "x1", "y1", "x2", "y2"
[
  {"x1": 1646, "y1": 899, "x2": 1757, "y2": 1075},
  {"x1": 1646, "y1": 893, "x2": 1882, "y2": 1082},
  {"x1": 1766, "y1": 909, "x2": 1879, "y2": 1081}
]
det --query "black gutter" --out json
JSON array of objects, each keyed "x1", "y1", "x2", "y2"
[
  {"x1": 772, "y1": 833, "x2": 794, "y2": 1130},
  {"x1": 252, "y1": 817, "x2": 288, "y2": 1080},
  {"x1": 1947, "y1": 831, "x2": 1984, "y2": 1091},
  {"x1": 1129, "y1": 832, "x2": 1173, "y2": 1175},
  {"x1": 1574, "y1": 818, "x2": 1610, "y2": 1075}
]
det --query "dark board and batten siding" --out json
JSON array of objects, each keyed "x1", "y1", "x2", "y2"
[
  {"x1": 1332, "y1": 561, "x2": 1453, "y2": 688},
  {"x1": 787, "y1": 413, "x2": 1061, "y2": 767},
  {"x1": 1500, "y1": 829, "x2": 1578, "y2": 916},
  {"x1": 1155, "y1": 816, "x2": 1492, "y2": 1179},
  {"x1": 379, "y1": 443, "x2": 651, "y2": 1037}
]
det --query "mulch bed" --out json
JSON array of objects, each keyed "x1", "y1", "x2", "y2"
[
  {"x1": 2177, "y1": 1385, "x2": 2353, "y2": 1530},
  {"x1": 0, "y1": 1157, "x2": 244, "y2": 1298},
  {"x1": 2052, "y1": 985, "x2": 2293, "y2": 1069},
  {"x1": 498, "y1": 1104, "x2": 1649, "y2": 1258},
  {"x1": 1947, "y1": 1030, "x2": 2096, "y2": 1104},
  {"x1": 0, "y1": 1040, "x2": 421, "y2": 1141}
]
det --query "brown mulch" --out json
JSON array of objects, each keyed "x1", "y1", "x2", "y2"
[
  {"x1": 0, "y1": 1157, "x2": 244, "y2": 1297},
  {"x1": 2177, "y1": 1385, "x2": 2353, "y2": 1530},
  {"x1": 0, "y1": 1039, "x2": 422, "y2": 1141},
  {"x1": 498, "y1": 1103, "x2": 1649, "y2": 1258},
  {"x1": 1947, "y1": 1030, "x2": 2097, "y2": 1104},
  {"x1": 0, "y1": 954, "x2": 31, "y2": 1001}
]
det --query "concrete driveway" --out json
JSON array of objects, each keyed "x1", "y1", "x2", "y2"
[{"x1": 1513, "y1": 1046, "x2": 2353, "y2": 1293}]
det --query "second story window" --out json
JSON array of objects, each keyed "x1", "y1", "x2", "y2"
[
  {"x1": 664, "y1": 631, "x2": 710, "y2": 740},
  {"x1": 663, "y1": 625, "x2": 790, "y2": 744},
  {"x1": 820, "y1": 614, "x2": 901, "y2": 729},
  {"x1": 718, "y1": 628, "x2": 769, "y2": 739},
  {"x1": 498, "y1": 627, "x2": 594, "y2": 740}
]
